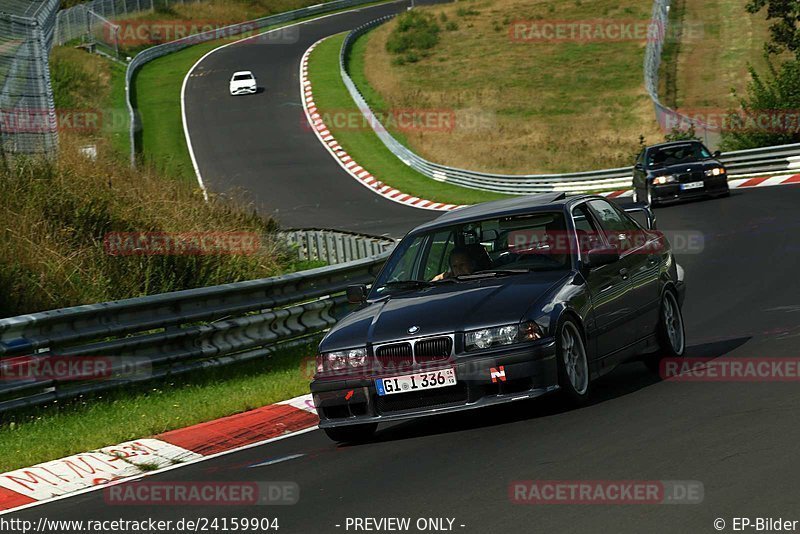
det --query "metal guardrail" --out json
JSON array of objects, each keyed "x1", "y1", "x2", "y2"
[
  {"x1": 339, "y1": 16, "x2": 800, "y2": 195},
  {"x1": 0, "y1": 247, "x2": 392, "y2": 413},
  {"x1": 281, "y1": 229, "x2": 396, "y2": 265},
  {"x1": 125, "y1": 0, "x2": 383, "y2": 167}
]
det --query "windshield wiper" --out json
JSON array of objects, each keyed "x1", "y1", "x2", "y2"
[
  {"x1": 455, "y1": 269, "x2": 531, "y2": 280},
  {"x1": 381, "y1": 278, "x2": 455, "y2": 290}
]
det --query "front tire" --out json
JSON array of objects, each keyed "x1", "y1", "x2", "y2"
[
  {"x1": 645, "y1": 290, "x2": 686, "y2": 375},
  {"x1": 556, "y1": 319, "x2": 590, "y2": 405},
  {"x1": 323, "y1": 423, "x2": 377, "y2": 444}
]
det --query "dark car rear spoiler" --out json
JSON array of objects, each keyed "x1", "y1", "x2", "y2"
[{"x1": 623, "y1": 202, "x2": 657, "y2": 230}]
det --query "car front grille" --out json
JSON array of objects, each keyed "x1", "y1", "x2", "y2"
[
  {"x1": 676, "y1": 170, "x2": 705, "y2": 183},
  {"x1": 373, "y1": 335, "x2": 453, "y2": 369},
  {"x1": 415, "y1": 336, "x2": 453, "y2": 363},
  {"x1": 375, "y1": 342, "x2": 413, "y2": 370}
]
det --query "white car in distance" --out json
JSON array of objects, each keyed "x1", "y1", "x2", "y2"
[{"x1": 229, "y1": 71, "x2": 257, "y2": 95}]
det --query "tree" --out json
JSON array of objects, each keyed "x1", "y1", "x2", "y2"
[
  {"x1": 720, "y1": 59, "x2": 800, "y2": 150},
  {"x1": 746, "y1": 0, "x2": 800, "y2": 58}
]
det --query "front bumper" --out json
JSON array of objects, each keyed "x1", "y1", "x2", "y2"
[
  {"x1": 652, "y1": 176, "x2": 729, "y2": 203},
  {"x1": 230, "y1": 86, "x2": 257, "y2": 95},
  {"x1": 311, "y1": 340, "x2": 559, "y2": 428}
]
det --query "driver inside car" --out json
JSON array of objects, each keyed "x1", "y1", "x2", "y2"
[{"x1": 431, "y1": 245, "x2": 491, "y2": 281}]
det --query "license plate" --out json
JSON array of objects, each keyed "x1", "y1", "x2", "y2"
[
  {"x1": 680, "y1": 181, "x2": 704, "y2": 190},
  {"x1": 376, "y1": 368, "x2": 457, "y2": 396}
]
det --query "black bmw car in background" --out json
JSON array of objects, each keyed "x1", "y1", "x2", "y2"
[
  {"x1": 311, "y1": 193, "x2": 687, "y2": 443},
  {"x1": 633, "y1": 140, "x2": 730, "y2": 205}
]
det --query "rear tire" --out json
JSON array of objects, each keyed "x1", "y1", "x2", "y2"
[
  {"x1": 323, "y1": 423, "x2": 377, "y2": 444},
  {"x1": 556, "y1": 318, "x2": 590, "y2": 406},
  {"x1": 645, "y1": 290, "x2": 685, "y2": 375}
]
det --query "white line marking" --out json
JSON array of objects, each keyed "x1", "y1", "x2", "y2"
[
  {"x1": 248, "y1": 453, "x2": 306, "y2": 468},
  {"x1": 180, "y1": 1, "x2": 403, "y2": 201}
]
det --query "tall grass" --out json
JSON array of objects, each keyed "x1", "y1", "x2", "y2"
[{"x1": 0, "y1": 138, "x2": 301, "y2": 317}]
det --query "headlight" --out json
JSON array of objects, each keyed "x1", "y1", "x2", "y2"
[
  {"x1": 465, "y1": 321, "x2": 543, "y2": 352},
  {"x1": 652, "y1": 175, "x2": 676, "y2": 185},
  {"x1": 317, "y1": 348, "x2": 368, "y2": 373},
  {"x1": 705, "y1": 167, "x2": 725, "y2": 176}
]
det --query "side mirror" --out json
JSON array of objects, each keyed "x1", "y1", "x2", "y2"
[
  {"x1": 346, "y1": 284, "x2": 368, "y2": 304},
  {"x1": 712, "y1": 150, "x2": 721, "y2": 158},
  {"x1": 584, "y1": 246, "x2": 619, "y2": 269},
  {"x1": 634, "y1": 162, "x2": 643, "y2": 171}
]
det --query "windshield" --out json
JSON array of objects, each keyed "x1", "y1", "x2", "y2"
[
  {"x1": 647, "y1": 142, "x2": 711, "y2": 167},
  {"x1": 233, "y1": 74, "x2": 253, "y2": 81},
  {"x1": 372, "y1": 211, "x2": 571, "y2": 295}
]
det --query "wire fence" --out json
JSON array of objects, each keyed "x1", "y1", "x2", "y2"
[
  {"x1": 0, "y1": 0, "x2": 60, "y2": 155},
  {"x1": 54, "y1": 0, "x2": 204, "y2": 54},
  {"x1": 644, "y1": 0, "x2": 714, "y2": 146}
]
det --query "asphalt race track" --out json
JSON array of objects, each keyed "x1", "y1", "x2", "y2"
[
  {"x1": 183, "y1": 0, "x2": 444, "y2": 237},
  {"x1": 10, "y1": 184, "x2": 800, "y2": 532}
]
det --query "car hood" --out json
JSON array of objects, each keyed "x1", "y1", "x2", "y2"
[
  {"x1": 320, "y1": 271, "x2": 572, "y2": 351},
  {"x1": 649, "y1": 159, "x2": 723, "y2": 176},
  {"x1": 230, "y1": 79, "x2": 255, "y2": 88}
]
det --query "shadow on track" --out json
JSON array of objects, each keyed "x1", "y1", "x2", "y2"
[{"x1": 349, "y1": 336, "x2": 751, "y2": 446}]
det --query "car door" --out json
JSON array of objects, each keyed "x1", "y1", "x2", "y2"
[
  {"x1": 572, "y1": 203, "x2": 634, "y2": 364},
  {"x1": 587, "y1": 199, "x2": 660, "y2": 346}
]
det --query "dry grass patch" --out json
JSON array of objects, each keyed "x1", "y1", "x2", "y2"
[
  {"x1": 662, "y1": 0, "x2": 782, "y2": 110},
  {"x1": 360, "y1": 0, "x2": 663, "y2": 174}
]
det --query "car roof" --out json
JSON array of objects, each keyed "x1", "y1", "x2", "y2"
[
  {"x1": 646, "y1": 140, "x2": 702, "y2": 151},
  {"x1": 232, "y1": 71, "x2": 253, "y2": 77},
  {"x1": 409, "y1": 193, "x2": 600, "y2": 234}
]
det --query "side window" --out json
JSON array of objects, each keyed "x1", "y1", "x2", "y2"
[
  {"x1": 587, "y1": 199, "x2": 643, "y2": 253},
  {"x1": 422, "y1": 230, "x2": 455, "y2": 280},
  {"x1": 572, "y1": 204, "x2": 605, "y2": 254},
  {"x1": 587, "y1": 200, "x2": 638, "y2": 233}
]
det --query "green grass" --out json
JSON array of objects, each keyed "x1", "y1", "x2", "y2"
[
  {"x1": 310, "y1": 33, "x2": 510, "y2": 205},
  {"x1": 48, "y1": 46, "x2": 130, "y2": 158},
  {"x1": 133, "y1": 43, "x2": 222, "y2": 181},
  {"x1": 0, "y1": 338, "x2": 319, "y2": 472}
]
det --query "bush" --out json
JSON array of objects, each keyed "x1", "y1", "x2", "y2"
[
  {"x1": 665, "y1": 123, "x2": 700, "y2": 142},
  {"x1": 386, "y1": 11, "x2": 441, "y2": 56},
  {"x1": 456, "y1": 7, "x2": 480, "y2": 17},
  {"x1": 445, "y1": 21, "x2": 459, "y2": 31},
  {"x1": 720, "y1": 59, "x2": 800, "y2": 150}
]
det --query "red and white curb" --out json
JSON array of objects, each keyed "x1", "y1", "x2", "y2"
[
  {"x1": 300, "y1": 39, "x2": 465, "y2": 212},
  {"x1": 0, "y1": 394, "x2": 318, "y2": 513},
  {"x1": 599, "y1": 173, "x2": 800, "y2": 199}
]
